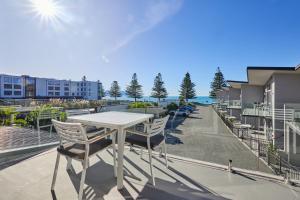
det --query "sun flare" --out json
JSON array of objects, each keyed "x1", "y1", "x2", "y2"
[
  {"x1": 30, "y1": 0, "x2": 60, "y2": 18},
  {"x1": 28, "y1": 0, "x2": 68, "y2": 30}
]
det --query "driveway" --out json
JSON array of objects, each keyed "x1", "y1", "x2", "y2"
[{"x1": 166, "y1": 105, "x2": 272, "y2": 173}]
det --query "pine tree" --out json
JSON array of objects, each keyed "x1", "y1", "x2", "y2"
[
  {"x1": 209, "y1": 67, "x2": 227, "y2": 98},
  {"x1": 126, "y1": 73, "x2": 143, "y2": 102},
  {"x1": 179, "y1": 72, "x2": 196, "y2": 102},
  {"x1": 109, "y1": 81, "x2": 122, "y2": 100},
  {"x1": 151, "y1": 73, "x2": 168, "y2": 103}
]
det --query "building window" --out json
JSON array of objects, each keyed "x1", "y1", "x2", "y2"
[
  {"x1": 4, "y1": 77, "x2": 12, "y2": 83},
  {"x1": 4, "y1": 91, "x2": 12, "y2": 95},
  {"x1": 64, "y1": 92, "x2": 69, "y2": 96},
  {"x1": 14, "y1": 91, "x2": 21, "y2": 95},
  {"x1": 14, "y1": 85, "x2": 21, "y2": 89},
  {"x1": 13, "y1": 77, "x2": 21, "y2": 84},
  {"x1": 55, "y1": 92, "x2": 60, "y2": 96},
  {"x1": 55, "y1": 87, "x2": 60, "y2": 90},
  {"x1": 48, "y1": 80, "x2": 54, "y2": 85},
  {"x1": 48, "y1": 86, "x2": 54, "y2": 90},
  {"x1": 4, "y1": 84, "x2": 12, "y2": 89},
  {"x1": 64, "y1": 87, "x2": 69, "y2": 91},
  {"x1": 48, "y1": 92, "x2": 54, "y2": 96}
]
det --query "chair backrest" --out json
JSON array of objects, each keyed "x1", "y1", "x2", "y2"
[
  {"x1": 52, "y1": 119, "x2": 88, "y2": 144},
  {"x1": 38, "y1": 109, "x2": 60, "y2": 120},
  {"x1": 66, "y1": 109, "x2": 91, "y2": 117},
  {"x1": 148, "y1": 115, "x2": 170, "y2": 135}
]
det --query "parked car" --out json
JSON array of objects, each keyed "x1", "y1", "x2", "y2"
[
  {"x1": 180, "y1": 105, "x2": 195, "y2": 113},
  {"x1": 169, "y1": 108, "x2": 190, "y2": 117}
]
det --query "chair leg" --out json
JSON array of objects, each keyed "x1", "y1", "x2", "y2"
[
  {"x1": 112, "y1": 133, "x2": 117, "y2": 177},
  {"x1": 147, "y1": 142, "x2": 155, "y2": 186},
  {"x1": 78, "y1": 159, "x2": 88, "y2": 200},
  {"x1": 140, "y1": 148, "x2": 143, "y2": 159},
  {"x1": 50, "y1": 125, "x2": 53, "y2": 136},
  {"x1": 129, "y1": 144, "x2": 133, "y2": 151},
  {"x1": 51, "y1": 152, "x2": 61, "y2": 190},
  {"x1": 66, "y1": 157, "x2": 72, "y2": 170},
  {"x1": 163, "y1": 140, "x2": 168, "y2": 168}
]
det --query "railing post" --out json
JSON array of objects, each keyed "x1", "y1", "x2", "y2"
[
  {"x1": 228, "y1": 159, "x2": 233, "y2": 172},
  {"x1": 257, "y1": 140, "x2": 260, "y2": 156},
  {"x1": 279, "y1": 156, "x2": 282, "y2": 174},
  {"x1": 267, "y1": 149, "x2": 270, "y2": 166},
  {"x1": 285, "y1": 171, "x2": 291, "y2": 185}
]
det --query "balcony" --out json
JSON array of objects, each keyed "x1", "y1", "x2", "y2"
[
  {"x1": 242, "y1": 103, "x2": 271, "y2": 117},
  {"x1": 227, "y1": 100, "x2": 241, "y2": 109},
  {"x1": 1, "y1": 147, "x2": 299, "y2": 200}
]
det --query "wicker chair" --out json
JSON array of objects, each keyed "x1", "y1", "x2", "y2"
[
  {"x1": 51, "y1": 119, "x2": 117, "y2": 200},
  {"x1": 125, "y1": 115, "x2": 169, "y2": 186}
]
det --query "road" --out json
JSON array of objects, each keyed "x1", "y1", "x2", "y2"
[{"x1": 166, "y1": 105, "x2": 272, "y2": 173}]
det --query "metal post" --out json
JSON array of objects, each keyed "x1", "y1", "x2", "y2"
[
  {"x1": 228, "y1": 159, "x2": 232, "y2": 172},
  {"x1": 284, "y1": 104, "x2": 286, "y2": 151},
  {"x1": 279, "y1": 156, "x2": 282, "y2": 174}
]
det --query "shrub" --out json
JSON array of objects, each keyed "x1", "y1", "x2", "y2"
[
  {"x1": 128, "y1": 102, "x2": 153, "y2": 109},
  {"x1": 14, "y1": 119, "x2": 27, "y2": 127},
  {"x1": 0, "y1": 107, "x2": 17, "y2": 126},
  {"x1": 25, "y1": 105, "x2": 65, "y2": 128},
  {"x1": 166, "y1": 103, "x2": 179, "y2": 111}
]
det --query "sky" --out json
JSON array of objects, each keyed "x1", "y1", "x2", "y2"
[{"x1": 1, "y1": 0, "x2": 300, "y2": 96}]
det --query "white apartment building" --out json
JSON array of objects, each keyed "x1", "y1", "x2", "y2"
[{"x1": 0, "y1": 74, "x2": 102, "y2": 100}]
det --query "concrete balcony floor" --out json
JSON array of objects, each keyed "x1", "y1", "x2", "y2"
[{"x1": 0, "y1": 147, "x2": 299, "y2": 200}]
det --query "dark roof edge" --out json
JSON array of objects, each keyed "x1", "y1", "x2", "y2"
[
  {"x1": 226, "y1": 80, "x2": 248, "y2": 83},
  {"x1": 247, "y1": 66, "x2": 295, "y2": 71}
]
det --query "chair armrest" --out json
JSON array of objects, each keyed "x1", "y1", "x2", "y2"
[
  {"x1": 142, "y1": 122, "x2": 152, "y2": 132},
  {"x1": 88, "y1": 129, "x2": 117, "y2": 144},
  {"x1": 87, "y1": 129, "x2": 105, "y2": 139},
  {"x1": 149, "y1": 130, "x2": 164, "y2": 137},
  {"x1": 125, "y1": 129, "x2": 148, "y2": 137}
]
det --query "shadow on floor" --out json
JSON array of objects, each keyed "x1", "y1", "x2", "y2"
[
  {"x1": 66, "y1": 157, "x2": 117, "y2": 200},
  {"x1": 123, "y1": 154, "x2": 229, "y2": 200}
]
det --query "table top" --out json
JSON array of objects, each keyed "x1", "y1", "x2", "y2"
[{"x1": 68, "y1": 111, "x2": 154, "y2": 129}]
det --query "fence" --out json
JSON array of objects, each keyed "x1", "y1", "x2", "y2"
[{"x1": 213, "y1": 105, "x2": 300, "y2": 183}]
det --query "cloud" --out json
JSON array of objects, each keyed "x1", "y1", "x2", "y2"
[
  {"x1": 110, "y1": 0, "x2": 183, "y2": 53},
  {"x1": 101, "y1": 55, "x2": 110, "y2": 63}
]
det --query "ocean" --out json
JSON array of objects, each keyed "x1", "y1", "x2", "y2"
[{"x1": 104, "y1": 96, "x2": 214, "y2": 105}]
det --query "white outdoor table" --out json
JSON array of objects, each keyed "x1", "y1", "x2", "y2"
[{"x1": 67, "y1": 111, "x2": 154, "y2": 190}]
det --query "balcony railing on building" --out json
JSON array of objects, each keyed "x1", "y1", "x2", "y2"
[
  {"x1": 242, "y1": 103, "x2": 272, "y2": 117},
  {"x1": 227, "y1": 100, "x2": 241, "y2": 109}
]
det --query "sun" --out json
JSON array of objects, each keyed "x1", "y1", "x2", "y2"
[
  {"x1": 31, "y1": 0, "x2": 59, "y2": 18},
  {"x1": 30, "y1": 0, "x2": 60, "y2": 19},
  {"x1": 28, "y1": 0, "x2": 67, "y2": 30}
]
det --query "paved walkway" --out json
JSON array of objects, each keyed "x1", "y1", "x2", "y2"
[{"x1": 166, "y1": 106, "x2": 272, "y2": 173}]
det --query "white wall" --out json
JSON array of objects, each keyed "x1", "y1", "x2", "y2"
[{"x1": 241, "y1": 84, "x2": 264, "y2": 108}]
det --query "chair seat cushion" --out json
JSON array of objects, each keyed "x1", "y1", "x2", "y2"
[
  {"x1": 57, "y1": 139, "x2": 112, "y2": 159},
  {"x1": 125, "y1": 134, "x2": 164, "y2": 149}
]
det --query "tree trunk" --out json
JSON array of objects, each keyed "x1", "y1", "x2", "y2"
[
  {"x1": 115, "y1": 96, "x2": 117, "y2": 101},
  {"x1": 135, "y1": 97, "x2": 136, "y2": 102}
]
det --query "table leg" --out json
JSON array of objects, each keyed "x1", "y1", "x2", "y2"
[{"x1": 117, "y1": 128, "x2": 125, "y2": 190}]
